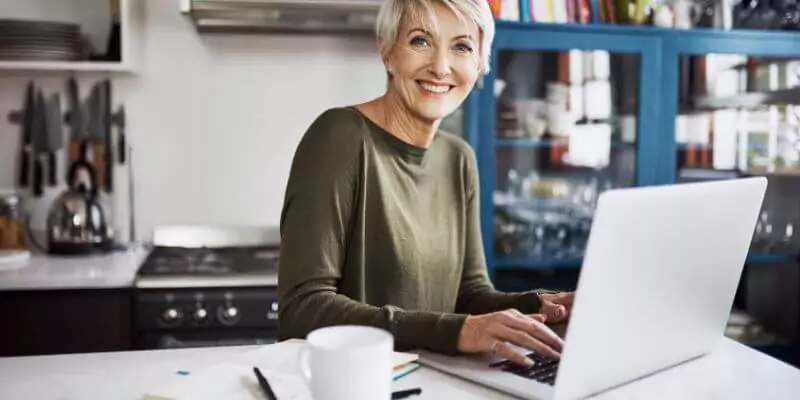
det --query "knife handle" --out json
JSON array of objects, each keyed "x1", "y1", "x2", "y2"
[
  {"x1": 19, "y1": 149, "x2": 30, "y2": 187},
  {"x1": 93, "y1": 143, "x2": 106, "y2": 193},
  {"x1": 48, "y1": 153, "x2": 57, "y2": 186},
  {"x1": 118, "y1": 131, "x2": 127, "y2": 164},
  {"x1": 32, "y1": 158, "x2": 44, "y2": 197}
]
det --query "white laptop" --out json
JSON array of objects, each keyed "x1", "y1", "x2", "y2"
[{"x1": 417, "y1": 178, "x2": 767, "y2": 400}]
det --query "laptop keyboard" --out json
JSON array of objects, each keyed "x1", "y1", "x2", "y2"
[{"x1": 488, "y1": 353, "x2": 560, "y2": 386}]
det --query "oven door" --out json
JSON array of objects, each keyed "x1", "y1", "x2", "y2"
[{"x1": 137, "y1": 329, "x2": 278, "y2": 350}]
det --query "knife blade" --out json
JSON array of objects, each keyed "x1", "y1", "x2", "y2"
[
  {"x1": 102, "y1": 79, "x2": 114, "y2": 193},
  {"x1": 19, "y1": 82, "x2": 35, "y2": 188},
  {"x1": 66, "y1": 77, "x2": 88, "y2": 165},
  {"x1": 85, "y1": 81, "x2": 107, "y2": 194},
  {"x1": 45, "y1": 93, "x2": 63, "y2": 187},
  {"x1": 32, "y1": 90, "x2": 48, "y2": 198}
]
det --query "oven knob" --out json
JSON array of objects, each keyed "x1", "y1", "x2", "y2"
[
  {"x1": 193, "y1": 307, "x2": 208, "y2": 322},
  {"x1": 161, "y1": 308, "x2": 182, "y2": 324},
  {"x1": 218, "y1": 305, "x2": 240, "y2": 325}
]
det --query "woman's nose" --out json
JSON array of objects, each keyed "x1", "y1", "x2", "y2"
[{"x1": 428, "y1": 48, "x2": 451, "y2": 79}]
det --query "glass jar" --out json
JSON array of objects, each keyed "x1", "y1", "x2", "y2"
[{"x1": 0, "y1": 190, "x2": 26, "y2": 250}]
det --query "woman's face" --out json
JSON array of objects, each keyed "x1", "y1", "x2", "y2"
[{"x1": 383, "y1": 3, "x2": 482, "y2": 124}]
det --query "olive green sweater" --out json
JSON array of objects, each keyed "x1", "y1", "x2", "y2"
[{"x1": 278, "y1": 107, "x2": 543, "y2": 353}]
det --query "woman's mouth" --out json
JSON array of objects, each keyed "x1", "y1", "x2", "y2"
[{"x1": 417, "y1": 80, "x2": 454, "y2": 95}]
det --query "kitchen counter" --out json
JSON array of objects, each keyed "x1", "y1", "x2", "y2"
[
  {"x1": 1, "y1": 338, "x2": 799, "y2": 400},
  {"x1": 0, "y1": 246, "x2": 149, "y2": 291}
]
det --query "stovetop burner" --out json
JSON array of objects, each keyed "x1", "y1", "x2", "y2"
[{"x1": 138, "y1": 246, "x2": 279, "y2": 277}]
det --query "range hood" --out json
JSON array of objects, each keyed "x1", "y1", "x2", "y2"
[{"x1": 183, "y1": 0, "x2": 382, "y2": 33}]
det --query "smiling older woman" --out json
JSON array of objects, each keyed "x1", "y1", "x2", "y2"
[{"x1": 278, "y1": 0, "x2": 574, "y2": 367}]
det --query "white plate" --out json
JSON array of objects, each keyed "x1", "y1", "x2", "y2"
[{"x1": 0, "y1": 250, "x2": 31, "y2": 270}]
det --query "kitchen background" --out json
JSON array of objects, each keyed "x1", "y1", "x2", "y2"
[
  {"x1": 0, "y1": 0, "x2": 799, "y2": 371},
  {"x1": 0, "y1": 0, "x2": 385, "y2": 242}
]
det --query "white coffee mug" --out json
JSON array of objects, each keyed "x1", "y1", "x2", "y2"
[{"x1": 299, "y1": 325, "x2": 394, "y2": 400}]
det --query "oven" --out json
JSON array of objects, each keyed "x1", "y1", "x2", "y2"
[
  {"x1": 134, "y1": 286, "x2": 279, "y2": 350},
  {"x1": 132, "y1": 226, "x2": 281, "y2": 350}
]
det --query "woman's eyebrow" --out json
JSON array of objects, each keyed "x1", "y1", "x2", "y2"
[{"x1": 407, "y1": 28, "x2": 431, "y2": 37}]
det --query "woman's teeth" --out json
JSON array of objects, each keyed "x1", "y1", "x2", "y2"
[{"x1": 419, "y1": 82, "x2": 451, "y2": 94}]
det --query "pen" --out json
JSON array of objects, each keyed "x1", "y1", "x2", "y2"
[
  {"x1": 253, "y1": 367, "x2": 278, "y2": 400},
  {"x1": 391, "y1": 388, "x2": 422, "y2": 399}
]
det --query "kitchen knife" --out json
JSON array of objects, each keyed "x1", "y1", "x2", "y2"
[
  {"x1": 102, "y1": 79, "x2": 114, "y2": 193},
  {"x1": 45, "y1": 93, "x2": 64, "y2": 187},
  {"x1": 66, "y1": 77, "x2": 88, "y2": 165},
  {"x1": 85, "y1": 81, "x2": 106, "y2": 192},
  {"x1": 114, "y1": 105, "x2": 127, "y2": 164},
  {"x1": 32, "y1": 90, "x2": 48, "y2": 198},
  {"x1": 18, "y1": 82, "x2": 35, "y2": 188}
]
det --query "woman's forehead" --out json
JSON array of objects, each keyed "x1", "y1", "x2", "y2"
[{"x1": 398, "y1": 2, "x2": 479, "y2": 37}]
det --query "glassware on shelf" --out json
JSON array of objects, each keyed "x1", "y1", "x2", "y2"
[{"x1": 493, "y1": 173, "x2": 614, "y2": 260}]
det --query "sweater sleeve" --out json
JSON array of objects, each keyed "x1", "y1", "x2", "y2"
[
  {"x1": 454, "y1": 145, "x2": 545, "y2": 316},
  {"x1": 277, "y1": 109, "x2": 466, "y2": 353}
]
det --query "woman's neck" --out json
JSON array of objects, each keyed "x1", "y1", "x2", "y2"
[{"x1": 369, "y1": 91, "x2": 440, "y2": 149}]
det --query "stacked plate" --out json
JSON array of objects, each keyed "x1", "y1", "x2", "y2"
[{"x1": 0, "y1": 19, "x2": 84, "y2": 61}]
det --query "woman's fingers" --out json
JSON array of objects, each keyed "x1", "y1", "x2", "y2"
[
  {"x1": 539, "y1": 302, "x2": 567, "y2": 323},
  {"x1": 492, "y1": 341, "x2": 533, "y2": 367},
  {"x1": 494, "y1": 325, "x2": 560, "y2": 359},
  {"x1": 502, "y1": 311, "x2": 564, "y2": 353}
]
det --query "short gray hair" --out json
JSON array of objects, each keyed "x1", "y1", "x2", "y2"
[{"x1": 375, "y1": 0, "x2": 495, "y2": 74}]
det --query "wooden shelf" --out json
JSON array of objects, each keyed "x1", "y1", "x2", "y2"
[{"x1": 0, "y1": 61, "x2": 132, "y2": 73}]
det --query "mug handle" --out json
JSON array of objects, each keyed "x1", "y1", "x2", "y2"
[{"x1": 298, "y1": 346, "x2": 312, "y2": 383}]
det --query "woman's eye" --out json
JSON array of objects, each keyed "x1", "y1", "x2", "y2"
[
  {"x1": 410, "y1": 37, "x2": 429, "y2": 47},
  {"x1": 454, "y1": 43, "x2": 474, "y2": 53}
]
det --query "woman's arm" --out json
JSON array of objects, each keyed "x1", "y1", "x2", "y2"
[
  {"x1": 278, "y1": 109, "x2": 466, "y2": 353},
  {"x1": 454, "y1": 149, "x2": 545, "y2": 316}
]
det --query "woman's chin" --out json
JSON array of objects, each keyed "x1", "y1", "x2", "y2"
[{"x1": 410, "y1": 104, "x2": 460, "y2": 124}]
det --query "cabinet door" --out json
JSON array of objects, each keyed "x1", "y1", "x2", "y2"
[
  {"x1": 672, "y1": 53, "x2": 800, "y2": 258},
  {"x1": 478, "y1": 28, "x2": 661, "y2": 272}
]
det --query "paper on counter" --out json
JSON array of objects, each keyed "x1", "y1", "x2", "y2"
[{"x1": 141, "y1": 363, "x2": 312, "y2": 400}]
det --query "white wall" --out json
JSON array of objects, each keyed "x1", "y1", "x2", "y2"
[{"x1": 0, "y1": 0, "x2": 385, "y2": 242}]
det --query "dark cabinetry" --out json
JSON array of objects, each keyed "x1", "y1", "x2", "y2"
[{"x1": 0, "y1": 289, "x2": 132, "y2": 357}]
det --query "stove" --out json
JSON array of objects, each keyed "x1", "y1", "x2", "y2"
[{"x1": 134, "y1": 226, "x2": 280, "y2": 350}]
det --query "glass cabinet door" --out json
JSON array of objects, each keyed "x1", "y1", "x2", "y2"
[
  {"x1": 674, "y1": 54, "x2": 800, "y2": 258},
  {"x1": 491, "y1": 49, "x2": 641, "y2": 267}
]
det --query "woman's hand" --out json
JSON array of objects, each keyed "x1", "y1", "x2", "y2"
[
  {"x1": 457, "y1": 309, "x2": 564, "y2": 367},
  {"x1": 538, "y1": 291, "x2": 575, "y2": 324}
]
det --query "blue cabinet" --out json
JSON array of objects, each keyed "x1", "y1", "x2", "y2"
[{"x1": 467, "y1": 22, "x2": 800, "y2": 276}]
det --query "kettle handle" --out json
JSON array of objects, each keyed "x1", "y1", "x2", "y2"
[{"x1": 67, "y1": 159, "x2": 99, "y2": 198}]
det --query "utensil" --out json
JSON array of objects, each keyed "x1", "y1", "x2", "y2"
[
  {"x1": 45, "y1": 93, "x2": 63, "y2": 187},
  {"x1": 102, "y1": 79, "x2": 114, "y2": 193},
  {"x1": 19, "y1": 82, "x2": 35, "y2": 188},
  {"x1": 114, "y1": 105, "x2": 127, "y2": 164},
  {"x1": 85, "y1": 81, "x2": 107, "y2": 192},
  {"x1": 31, "y1": 90, "x2": 48, "y2": 198},
  {"x1": 298, "y1": 326, "x2": 393, "y2": 400},
  {"x1": 65, "y1": 76, "x2": 88, "y2": 166}
]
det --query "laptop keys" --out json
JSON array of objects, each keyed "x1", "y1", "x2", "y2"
[{"x1": 489, "y1": 353, "x2": 559, "y2": 386}]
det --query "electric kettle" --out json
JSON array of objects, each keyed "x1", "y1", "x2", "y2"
[{"x1": 47, "y1": 160, "x2": 113, "y2": 255}]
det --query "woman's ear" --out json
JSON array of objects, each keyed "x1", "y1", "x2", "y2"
[{"x1": 377, "y1": 38, "x2": 392, "y2": 73}]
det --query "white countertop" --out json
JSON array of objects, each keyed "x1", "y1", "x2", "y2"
[
  {"x1": 0, "y1": 338, "x2": 798, "y2": 400},
  {"x1": 0, "y1": 246, "x2": 149, "y2": 291}
]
